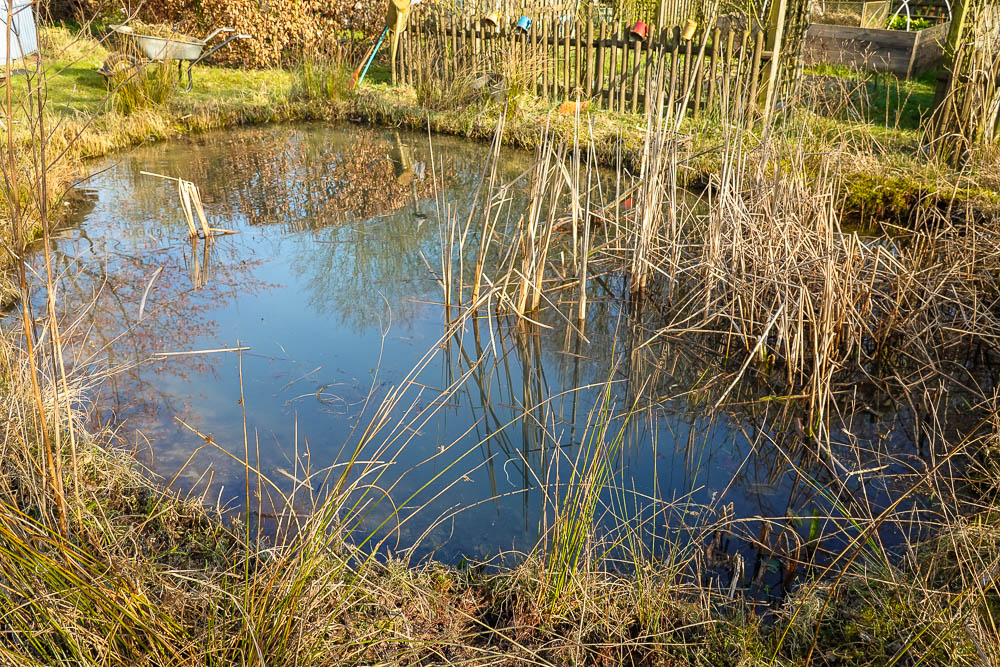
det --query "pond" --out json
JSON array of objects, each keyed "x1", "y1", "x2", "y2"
[{"x1": 33, "y1": 123, "x2": 924, "y2": 602}]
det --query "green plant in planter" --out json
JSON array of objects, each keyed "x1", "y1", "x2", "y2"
[{"x1": 886, "y1": 14, "x2": 932, "y2": 30}]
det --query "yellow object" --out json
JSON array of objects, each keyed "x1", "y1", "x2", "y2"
[
  {"x1": 386, "y1": 0, "x2": 412, "y2": 32},
  {"x1": 388, "y1": 0, "x2": 414, "y2": 85},
  {"x1": 681, "y1": 19, "x2": 698, "y2": 40},
  {"x1": 558, "y1": 100, "x2": 589, "y2": 115}
]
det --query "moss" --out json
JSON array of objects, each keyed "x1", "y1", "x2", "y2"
[
  {"x1": 774, "y1": 582, "x2": 981, "y2": 666},
  {"x1": 842, "y1": 172, "x2": 925, "y2": 218}
]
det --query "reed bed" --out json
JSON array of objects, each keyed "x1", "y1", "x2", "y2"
[{"x1": 418, "y1": 50, "x2": 1000, "y2": 662}]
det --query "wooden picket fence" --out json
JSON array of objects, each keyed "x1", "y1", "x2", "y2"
[
  {"x1": 398, "y1": 8, "x2": 784, "y2": 119},
  {"x1": 901, "y1": 0, "x2": 953, "y2": 23},
  {"x1": 613, "y1": 0, "x2": 702, "y2": 25}
]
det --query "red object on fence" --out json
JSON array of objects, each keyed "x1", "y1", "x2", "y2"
[{"x1": 630, "y1": 21, "x2": 648, "y2": 41}]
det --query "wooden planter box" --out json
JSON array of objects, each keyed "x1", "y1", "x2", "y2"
[{"x1": 803, "y1": 21, "x2": 950, "y2": 78}]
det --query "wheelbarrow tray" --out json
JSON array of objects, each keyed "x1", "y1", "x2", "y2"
[
  {"x1": 133, "y1": 34, "x2": 205, "y2": 61},
  {"x1": 109, "y1": 25, "x2": 206, "y2": 61}
]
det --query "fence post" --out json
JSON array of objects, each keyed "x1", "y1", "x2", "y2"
[
  {"x1": 596, "y1": 22, "x2": 606, "y2": 106},
  {"x1": 542, "y1": 16, "x2": 550, "y2": 99},
  {"x1": 761, "y1": 0, "x2": 788, "y2": 123},
  {"x1": 586, "y1": 6, "x2": 594, "y2": 99},
  {"x1": 708, "y1": 26, "x2": 720, "y2": 109},
  {"x1": 564, "y1": 18, "x2": 571, "y2": 100},
  {"x1": 605, "y1": 23, "x2": 614, "y2": 108},
  {"x1": 630, "y1": 36, "x2": 642, "y2": 112},
  {"x1": 667, "y1": 25, "x2": 679, "y2": 119},
  {"x1": 553, "y1": 17, "x2": 560, "y2": 100},
  {"x1": 531, "y1": 13, "x2": 539, "y2": 97},
  {"x1": 617, "y1": 25, "x2": 626, "y2": 112},
  {"x1": 575, "y1": 17, "x2": 582, "y2": 97}
]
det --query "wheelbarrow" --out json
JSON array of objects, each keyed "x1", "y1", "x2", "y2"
[{"x1": 98, "y1": 24, "x2": 251, "y2": 93}]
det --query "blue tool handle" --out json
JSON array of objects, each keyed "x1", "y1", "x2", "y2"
[{"x1": 358, "y1": 26, "x2": 389, "y2": 87}]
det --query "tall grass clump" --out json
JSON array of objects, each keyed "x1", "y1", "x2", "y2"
[
  {"x1": 928, "y1": 0, "x2": 1000, "y2": 164},
  {"x1": 107, "y1": 58, "x2": 177, "y2": 115},
  {"x1": 412, "y1": 39, "x2": 481, "y2": 111},
  {"x1": 292, "y1": 41, "x2": 360, "y2": 103}
]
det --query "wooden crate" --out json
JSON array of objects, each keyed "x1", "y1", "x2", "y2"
[{"x1": 802, "y1": 20, "x2": 949, "y2": 77}]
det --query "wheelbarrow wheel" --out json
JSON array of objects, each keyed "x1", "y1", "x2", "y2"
[{"x1": 98, "y1": 53, "x2": 144, "y2": 88}]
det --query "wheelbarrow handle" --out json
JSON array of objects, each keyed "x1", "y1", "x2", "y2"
[
  {"x1": 201, "y1": 27, "x2": 235, "y2": 43},
  {"x1": 188, "y1": 32, "x2": 251, "y2": 69}
]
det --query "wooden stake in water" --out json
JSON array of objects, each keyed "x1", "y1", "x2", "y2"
[{"x1": 141, "y1": 171, "x2": 238, "y2": 238}]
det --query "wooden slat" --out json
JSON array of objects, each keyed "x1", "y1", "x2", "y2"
[
  {"x1": 451, "y1": 15, "x2": 459, "y2": 81},
  {"x1": 667, "y1": 25, "x2": 679, "y2": 118},
  {"x1": 630, "y1": 37, "x2": 642, "y2": 113},
  {"x1": 541, "y1": 17, "x2": 549, "y2": 98},
  {"x1": 683, "y1": 34, "x2": 693, "y2": 106},
  {"x1": 596, "y1": 22, "x2": 606, "y2": 105},
  {"x1": 643, "y1": 26, "x2": 659, "y2": 115},
  {"x1": 607, "y1": 23, "x2": 617, "y2": 108},
  {"x1": 693, "y1": 32, "x2": 705, "y2": 116},
  {"x1": 438, "y1": 12, "x2": 447, "y2": 84},
  {"x1": 577, "y1": 18, "x2": 584, "y2": 97},
  {"x1": 531, "y1": 15, "x2": 539, "y2": 97},
  {"x1": 708, "y1": 26, "x2": 720, "y2": 109},
  {"x1": 563, "y1": 17, "x2": 571, "y2": 100},
  {"x1": 723, "y1": 28, "x2": 736, "y2": 109},
  {"x1": 553, "y1": 17, "x2": 560, "y2": 99},
  {"x1": 618, "y1": 26, "x2": 628, "y2": 112},
  {"x1": 586, "y1": 8, "x2": 594, "y2": 98}
]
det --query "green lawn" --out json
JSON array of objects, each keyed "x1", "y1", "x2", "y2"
[{"x1": 803, "y1": 62, "x2": 939, "y2": 132}]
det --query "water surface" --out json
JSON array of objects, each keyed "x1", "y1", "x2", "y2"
[{"x1": 35, "y1": 123, "x2": 921, "y2": 600}]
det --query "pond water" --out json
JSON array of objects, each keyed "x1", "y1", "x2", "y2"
[{"x1": 32, "y1": 123, "x2": 924, "y2": 600}]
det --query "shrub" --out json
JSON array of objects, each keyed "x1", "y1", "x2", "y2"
[{"x1": 886, "y1": 14, "x2": 932, "y2": 30}]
